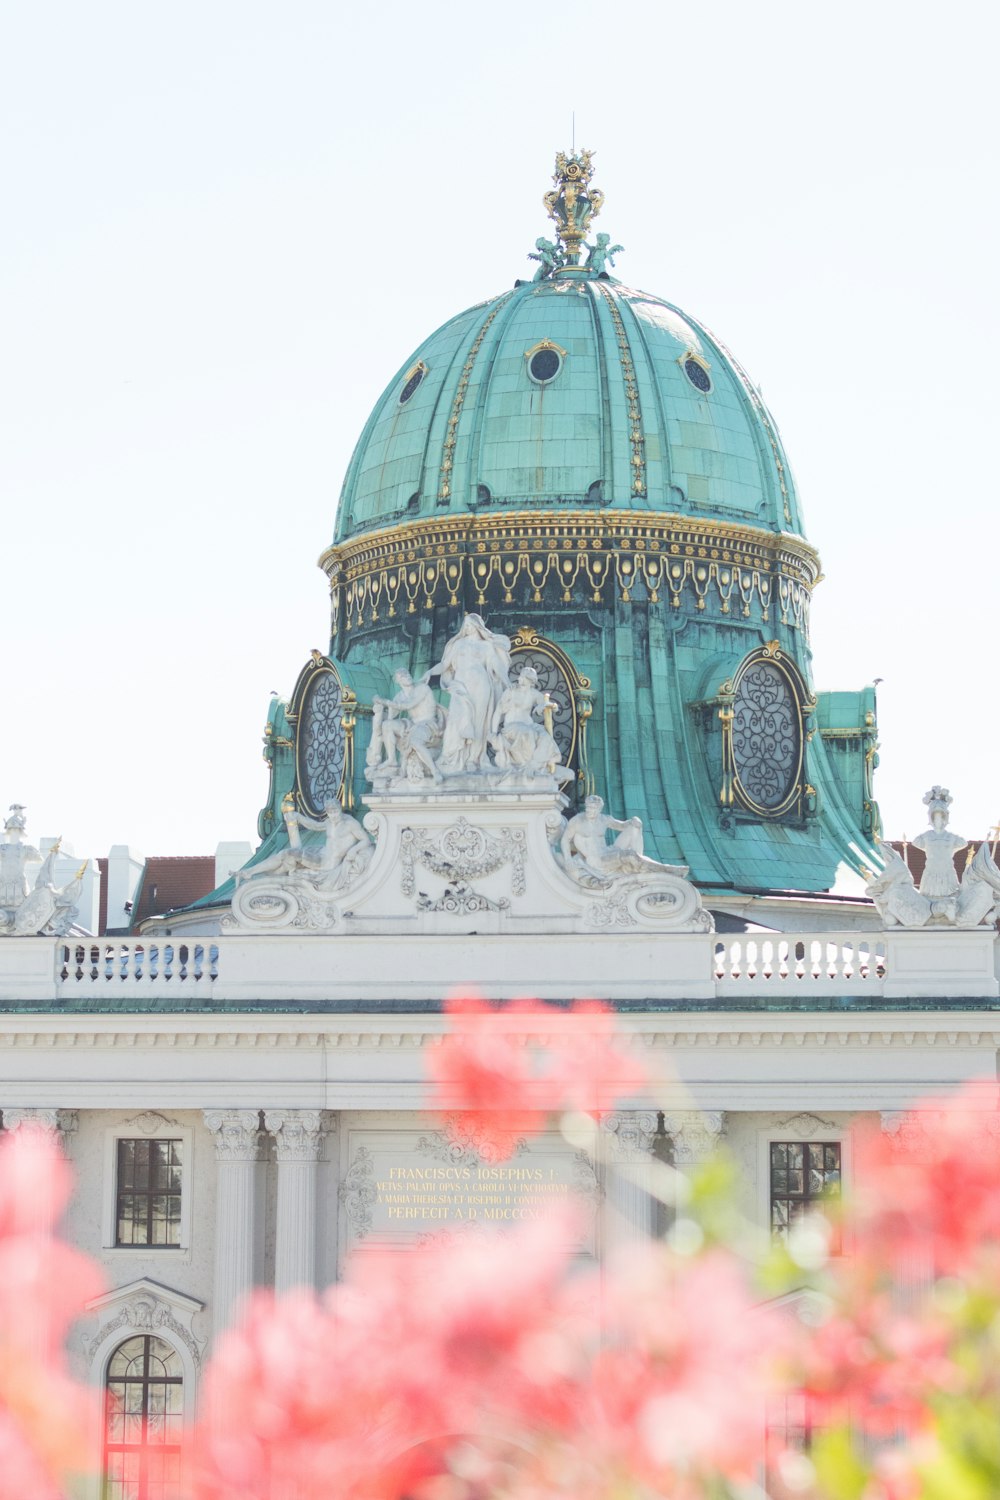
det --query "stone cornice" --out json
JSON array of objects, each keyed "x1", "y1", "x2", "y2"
[{"x1": 0, "y1": 1017, "x2": 997, "y2": 1050}]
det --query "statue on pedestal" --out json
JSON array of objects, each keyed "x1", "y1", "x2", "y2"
[
  {"x1": 490, "y1": 666, "x2": 572, "y2": 784},
  {"x1": 867, "y1": 786, "x2": 1000, "y2": 928},
  {"x1": 559, "y1": 795, "x2": 688, "y2": 887},
  {"x1": 428, "y1": 615, "x2": 512, "y2": 777},
  {"x1": 367, "y1": 671, "x2": 445, "y2": 788},
  {"x1": 0, "y1": 808, "x2": 86, "y2": 937},
  {"x1": 234, "y1": 796, "x2": 373, "y2": 896}
]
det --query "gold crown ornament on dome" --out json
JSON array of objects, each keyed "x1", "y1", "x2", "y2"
[{"x1": 543, "y1": 149, "x2": 605, "y2": 265}]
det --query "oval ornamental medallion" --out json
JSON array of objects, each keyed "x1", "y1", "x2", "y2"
[
  {"x1": 731, "y1": 660, "x2": 801, "y2": 812},
  {"x1": 299, "y1": 671, "x2": 346, "y2": 815}
]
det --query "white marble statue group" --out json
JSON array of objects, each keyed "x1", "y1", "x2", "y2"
[
  {"x1": 365, "y1": 614, "x2": 571, "y2": 792},
  {"x1": 0, "y1": 805, "x2": 85, "y2": 937},
  {"x1": 867, "y1": 787, "x2": 1000, "y2": 929},
  {"x1": 229, "y1": 615, "x2": 711, "y2": 933}
]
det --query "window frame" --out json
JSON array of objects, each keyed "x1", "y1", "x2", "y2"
[
  {"x1": 756, "y1": 1125, "x2": 851, "y2": 1255},
  {"x1": 102, "y1": 1333, "x2": 184, "y2": 1500},
  {"x1": 102, "y1": 1123, "x2": 193, "y2": 1255}
]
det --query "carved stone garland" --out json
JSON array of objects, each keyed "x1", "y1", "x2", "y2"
[{"x1": 400, "y1": 818, "x2": 526, "y2": 899}]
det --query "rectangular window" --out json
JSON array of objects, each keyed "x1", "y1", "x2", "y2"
[
  {"x1": 115, "y1": 1138, "x2": 183, "y2": 1247},
  {"x1": 770, "y1": 1140, "x2": 841, "y2": 1240}
]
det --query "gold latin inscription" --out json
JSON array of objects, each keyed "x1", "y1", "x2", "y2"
[{"x1": 375, "y1": 1164, "x2": 570, "y2": 1222}]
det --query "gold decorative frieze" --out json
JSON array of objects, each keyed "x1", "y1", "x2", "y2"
[
  {"x1": 595, "y1": 282, "x2": 646, "y2": 499},
  {"x1": 439, "y1": 295, "x2": 513, "y2": 503},
  {"x1": 319, "y1": 511, "x2": 819, "y2": 635}
]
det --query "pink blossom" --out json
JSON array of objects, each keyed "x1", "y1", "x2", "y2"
[
  {"x1": 0, "y1": 1127, "x2": 103, "y2": 1500},
  {"x1": 426, "y1": 995, "x2": 649, "y2": 1161},
  {"x1": 851, "y1": 1080, "x2": 1000, "y2": 1281}
]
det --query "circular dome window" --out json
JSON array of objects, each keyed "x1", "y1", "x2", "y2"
[
  {"x1": 399, "y1": 363, "x2": 427, "y2": 404},
  {"x1": 528, "y1": 347, "x2": 562, "y2": 384},
  {"x1": 683, "y1": 356, "x2": 712, "y2": 393}
]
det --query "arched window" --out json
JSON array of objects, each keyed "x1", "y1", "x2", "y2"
[{"x1": 104, "y1": 1335, "x2": 184, "y2": 1500}]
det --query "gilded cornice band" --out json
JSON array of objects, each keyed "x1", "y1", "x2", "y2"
[{"x1": 319, "y1": 510, "x2": 821, "y2": 635}]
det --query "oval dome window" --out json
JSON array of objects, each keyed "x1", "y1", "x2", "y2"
[
  {"x1": 683, "y1": 356, "x2": 712, "y2": 393},
  {"x1": 399, "y1": 363, "x2": 426, "y2": 404},
  {"x1": 528, "y1": 347, "x2": 562, "y2": 383}
]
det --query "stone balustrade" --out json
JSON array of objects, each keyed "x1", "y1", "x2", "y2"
[{"x1": 0, "y1": 927, "x2": 994, "y2": 1005}]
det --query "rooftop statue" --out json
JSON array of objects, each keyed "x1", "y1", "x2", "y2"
[
  {"x1": 368, "y1": 670, "x2": 446, "y2": 789},
  {"x1": 527, "y1": 236, "x2": 563, "y2": 282},
  {"x1": 584, "y1": 232, "x2": 623, "y2": 276},
  {"x1": 233, "y1": 795, "x2": 373, "y2": 901},
  {"x1": 866, "y1": 786, "x2": 1000, "y2": 928},
  {"x1": 0, "y1": 809, "x2": 86, "y2": 937},
  {"x1": 490, "y1": 666, "x2": 572, "y2": 786},
  {"x1": 559, "y1": 795, "x2": 688, "y2": 888},
  {"x1": 428, "y1": 615, "x2": 512, "y2": 778},
  {"x1": 0, "y1": 804, "x2": 38, "y2": 909}
]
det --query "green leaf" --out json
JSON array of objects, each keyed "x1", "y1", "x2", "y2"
[{"x1": 810, "y1": 1426, "x2": 870, "y2": 1500}]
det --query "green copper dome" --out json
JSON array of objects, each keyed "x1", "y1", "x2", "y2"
[
  {"x1": 249, "y1": 152, "x2": 883, "y2": 902},
  {"x1": 335, "y1": 275, "x2": 802, "y2": 543}
]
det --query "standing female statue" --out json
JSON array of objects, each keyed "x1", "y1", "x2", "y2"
[
  {"x1": 913, "y1": 785, "x2": 966, "y2": 922},
  {"x1": 428, "y1": 615, "x2": 512, "y2": 775}
]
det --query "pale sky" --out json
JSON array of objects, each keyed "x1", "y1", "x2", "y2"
[{"x1": 2, "y1": 0, "x2": 998, "y2": 859}]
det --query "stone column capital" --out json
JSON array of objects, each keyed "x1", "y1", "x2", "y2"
[
  {"x1": 879, "y1": 1108, "x2": 1000, "y2": 1155},
  {"x1": 204, "y1": 1109, "x2": 261, "y2": 1161},
  {"x1": 3, "y1": 1107, "x2": 77, "y2": 1139},
  {"x1": 600, "y1": 1110, "x2": 658, "y2": 1162},
  {"x1": 264, "y1": 1109, "x2": 327, "y2": 1163},
  {"x1": 662, "y1": 1110, "x2": 726, "y2": 1163}
]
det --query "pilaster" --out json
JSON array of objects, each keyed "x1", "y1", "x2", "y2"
[
  {"x1": 600, "y1": 1111, "x2": 658, "y2": 1242},
  {"x1": 204, "y1": 1109, "x2": 260, "y2": 1332},
  {"x1": 879, "y1": 1110, "x2": 936, "y2": 1302},
  {"x1": 264, "y1": 1109, "x2": 327, "y2": 1293}
]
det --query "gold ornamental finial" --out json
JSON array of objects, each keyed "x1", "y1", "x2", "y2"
[{"x1": 543, "y1": 150, "x2": 604, "y2": 266}]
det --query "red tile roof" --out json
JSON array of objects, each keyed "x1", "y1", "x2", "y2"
[{"x1": 129, "y1": 856, "x2": 217, "y2": 928}]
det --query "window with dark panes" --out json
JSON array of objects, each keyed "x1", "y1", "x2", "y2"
[
  {"x1": 104, "y1": 1334, "x2": 183, "y2": 1500},
  {"x1": 770, "y1": 1141, "x2": 841, "y2": 1240},
  {"x1": 116, "y1": 1138, "x2": 182, "y2": 1247}
]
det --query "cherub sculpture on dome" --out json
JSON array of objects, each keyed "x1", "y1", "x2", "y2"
[
  {"x1": 866, "y1": 786, "x2": 1000, "y2": 929},
  {"x1": 584, "y1": 232, "x2": 623, "y2": 276},
  {"x1": 528, "y1": 237, "x2": 563, "y2": 282},
  {"x1": 0, "y1": 806, "x2": 86, "y2": 937}
]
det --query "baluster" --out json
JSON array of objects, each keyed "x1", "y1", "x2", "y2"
[{"x1": 793, "y1": 940, "x2": 805, "y2": 981}]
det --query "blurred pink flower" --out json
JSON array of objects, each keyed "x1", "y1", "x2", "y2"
[
  {"x1": 851, "y1": 1080, "x2": 1000, "y2": 1281},
  {"x1": 0, "y1": 1126, "x2": 103, "y2": 1500},
  {"x1": 427, "y1": 995, "x2": 649, "y2": 1161}
]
